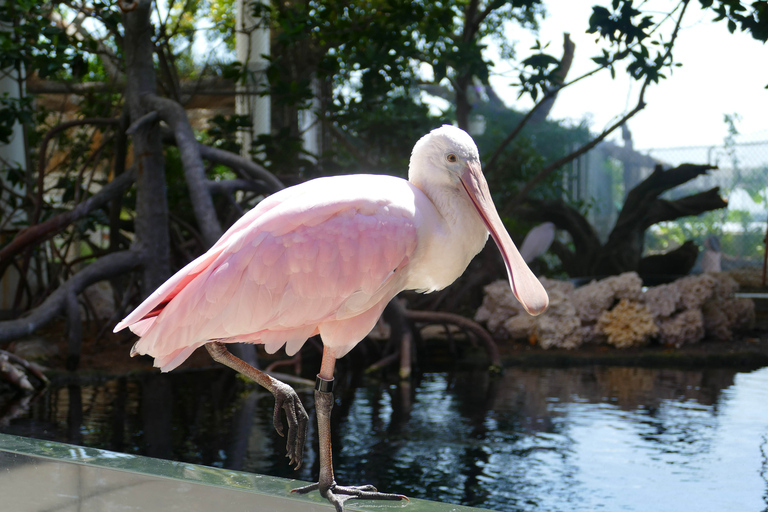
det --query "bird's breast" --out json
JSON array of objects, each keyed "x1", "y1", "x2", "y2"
[{"x1": 402, "y1": 186, "x2": 490, "y2": 293}]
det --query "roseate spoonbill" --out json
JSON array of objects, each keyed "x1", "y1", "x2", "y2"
[{"x1": 114, "y1": 125, "x2": 548, "y2": 511}]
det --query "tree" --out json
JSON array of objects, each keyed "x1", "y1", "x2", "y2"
[
  {"x1": 0, "y1": 0, "x2": 765, "y2": 362},
  {"x1": 516, "y1": 163, "x2": 728, "y2": 276},
  {"x1": 0, "y1": 0, "x2": 280, "y2": 368}
]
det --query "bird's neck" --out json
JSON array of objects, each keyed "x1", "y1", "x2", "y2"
[{"x1": 405, "y1": 180, "x2": 490, "y2": 293}]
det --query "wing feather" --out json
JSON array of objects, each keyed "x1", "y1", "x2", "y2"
[{"x1": 119, "y1": 174, "x2": 421, "y2": 370}]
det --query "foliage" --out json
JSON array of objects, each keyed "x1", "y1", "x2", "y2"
[
  {"x1": 241, "y1": 0, "x2": 546, "y2": 172},
  {"x1": 646, "y1": 209, "x2": 765, "y2": 265},
  {"x1": 0, "y1": 2, "x2": 77, "y2": 144},
  {"x1": 517, "y1": 40, "x2": 563, "y2": 101},
  {"x1": 2, "y1": 0, "x2": 767, "y2": 315},
  {"x1": 472, "y1": 104, "x2": 592, "y2": 203},
  {"x1": 701, "y1": 0, "x2": 768, "y2": 41},
  {"x1": 0, "y1": 1, "x2": 89, "y2": 80}
]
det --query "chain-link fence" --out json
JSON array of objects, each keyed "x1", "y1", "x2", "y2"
[
  {"x1": 646, "y1": 142, "x2": 767, "y2": 275},
  {"x1": 566, "y1": 140, "x2": 767, "y2": 283}
]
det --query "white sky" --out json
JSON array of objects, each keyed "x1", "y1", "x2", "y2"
[{"x1": 490, "y1": 0, "x2": 768, "y2": 150}]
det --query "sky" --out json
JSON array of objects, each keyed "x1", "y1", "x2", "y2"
[{"x1": 490, "y1": 1, "x2": 768, "y2": 151}]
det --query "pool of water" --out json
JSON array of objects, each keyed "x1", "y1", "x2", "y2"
[{"x1": 1, "y1": 364, "x2": 767, "y2": 511}]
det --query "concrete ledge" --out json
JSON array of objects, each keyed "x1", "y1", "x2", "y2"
[{"x1": 0, "y1": 433, "x2": 489, "y2": 512}]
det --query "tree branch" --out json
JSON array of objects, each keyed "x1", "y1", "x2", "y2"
[
  {"x1": 609, "y1": 163, "x2": 717, "y2": 239},
  {"x1": 405, "y1": 309, "x2": 501, "y2": 369},
  {"x1": 511, "y1": 89, "x2": 649, "y2": 206},
  {"x1": 510, "y1": 0, "x2": 690, "y2": 205},
  {"x1": 197, "y1": 143, "x2": 284, "y2": 192},
  {"x1": 206, "y1": 178, "x2": 271, "y2": 196},
  {"x1": 0, "y1": 250, "x2": 141, "y2": 344},
  {"x1": 0, "y1": 166, "x2": 136, "y2": 272},
  {"x1": 513, "y1": 199, "x2": 602, "y2": 257},
  {"x1": 528, "y1": 33, "x2": 575, "y2": 125},
  {"x1": 643, "y1": 188, "x2": 728, "y2": 228},
  {"x1": 142, "y1": 94, "x2": 223, "y2": 247}
]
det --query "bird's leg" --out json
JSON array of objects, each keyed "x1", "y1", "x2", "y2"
[
  {"x1": 292, "y1": 348, "x2": 407, "y2": 511},
  {"x1": 205, "y1": 342, "x2": 308, "y2": 469}
]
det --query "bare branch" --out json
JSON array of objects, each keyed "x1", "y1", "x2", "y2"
[
  {"x1": 513, "y1": 199, "x2": 602, "y2": 256},
  {"x1": 488, "y1": 2, "x2": 690, "y2": 179},
  {"x1": 509, "y1": 93, "x2": 648, "y2": 206},
  {"x1": 197, "y1": 144, "x2": 285, "y2": 192},
  {"x1": 142, "y1": 94, "x2": 223, "y2": 247},
  {"x1": 644, "y1": 188, "x2": 728, "y2": 227},
  {"x1": 611, "y1": 163, "x2": 717, "y2": 236},
  {"x1": 406, "y1": 309, "x2": 501, "y2": 368},
  {"x1": 126, "y1": 111, "x2": 159, "y2": 134},
  {"x1": 0, "y1": 166, "x2": 136, "y2": 271},
  {"x1": 206, "y1": 178, "x2": 271, "y2": 195},
  {"x1": 509, "y1": 0, "x2": 691, "y2": 205},
  {"x1": 528, "y1": 33, "x2": 575, "y2": 125},
  {"x1": 0, "y1": 250, "x2": 141, "y2": 344},
  {"x1": 118, "y1": 0, "x2": 139, "y2": 12},
  {"x1": 65, "y1": 288, "x2": 83, "y2": 370}
]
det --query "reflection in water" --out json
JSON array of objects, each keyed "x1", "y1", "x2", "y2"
[{"x1": 1, "y1": 365, "x2": 767, "y2": 512}]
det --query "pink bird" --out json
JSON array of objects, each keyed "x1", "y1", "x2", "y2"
[{"x1": 114, "y1": 125, "x2": 548, "y2": 511}]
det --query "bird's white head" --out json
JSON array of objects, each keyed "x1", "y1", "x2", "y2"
[
  {"x1": 409, "y1": 125, "x2": 481, "y2": 188},
  {"x1": 409, "y1": 125, "x2": 549, "y2": 316}
]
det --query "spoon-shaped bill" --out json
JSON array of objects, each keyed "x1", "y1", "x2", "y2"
[{"x1": 460, "y1": 162, "x2": 549, "y2": 316}]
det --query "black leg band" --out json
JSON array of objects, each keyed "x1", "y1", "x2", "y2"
[{"x1": 315, "y1": 375, "x2": 334, "y2": 393}]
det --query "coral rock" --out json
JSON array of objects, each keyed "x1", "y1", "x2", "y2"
[
  {"x1": 474, "y1": 270, "x2": 754, "y2": 351},
  {"x1": 535, "y1": 315, "x2": 583, "y2": 350},
  {"x1": 503, "y1": 314, "x2": 537, "y2": 339},
  {"x1": 643, "y1": 283, "x2": 681, "y2": 319},
  {"x1": 597, "y1": 299, "x2": 659, "y2": 348},
  {"x1": 702, "y1": 297, "x2": 755, "y2": 341},
  {"x1": 538, "y1": 277, "x2": 575, "y2": 296},
  {"x1": 475, "y1": 280, "x2": 526, "y2": 335},
  {"x1": 701, "y1": 301, "x2": 731, "y2": 341},
  {"x1": 571, "y1": 280, "x2": 615, "y2": 323},
  {"x1": 721, "y1": 297, "x2": 756, "y2": 331},
  {"x1": 658, "y1": 309, "x2": 705, "y2": 347},
  {"x1": 675, "y1": 274, "x2": 717, "y2": 310},
  {"x1": 603, "y1": 272, "x2": 644, "y2": 301}
]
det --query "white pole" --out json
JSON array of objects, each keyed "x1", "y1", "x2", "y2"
[
  {"x1": 235, "y1": 0, "x2": 270, "y2": 158},
  {"x1": 0, "y1": 0, "x2": 27, "y2": 309}
]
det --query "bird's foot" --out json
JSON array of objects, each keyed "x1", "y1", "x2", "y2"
[
  {"x1": 292, "y1": 481, "x2": 407, "y2": 512},
  {"x1": 271, "y1": 379, "x2": 309, "y2": 469}
]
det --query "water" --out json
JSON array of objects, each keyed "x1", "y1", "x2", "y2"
[{"x1": 1, "y1": 365, "x2": 767, "y2": 512}]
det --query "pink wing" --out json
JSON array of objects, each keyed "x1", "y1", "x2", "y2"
[{"x1": 116, "y1": 175, "x2": 419, "y2": 371}]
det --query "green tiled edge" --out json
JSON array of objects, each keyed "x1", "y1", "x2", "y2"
[{"x1": 0, "y1": 433, "x2": 492, "y2": 512}]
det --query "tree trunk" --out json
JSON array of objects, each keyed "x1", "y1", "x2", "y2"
[
  {"x1": 145, "y1": 94, "x2": 223, "y2": 247},
  {"x1": 514, "y1": 163, "x2": 726, "y2": 276},
  {"x1": 455, "y1": 74, "x2": 472, "y2": 132},
  {"x1": 123, "y1": 0, "x2": 171, "y2": 295}
]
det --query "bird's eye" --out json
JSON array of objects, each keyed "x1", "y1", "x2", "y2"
[{"x1": 446, "y1": 154, "x2": 458, "y2": 163}]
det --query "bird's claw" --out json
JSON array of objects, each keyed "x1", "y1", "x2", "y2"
[
  {"x1": 271, "y1": 381, "x2": 308, "y2": 470},
  {"x1": 292, "y1": 481, "x2": 407, "y2": 512}
]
